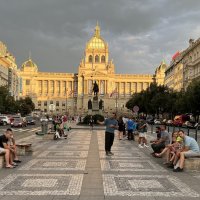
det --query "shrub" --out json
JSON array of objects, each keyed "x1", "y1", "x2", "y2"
[{"x1": 83, "y1": 114, "x2": 104, "y2": 125}]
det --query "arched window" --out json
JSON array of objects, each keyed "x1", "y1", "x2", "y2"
[
  {"x1": 89, "y1": 55, "x2": 93, "y2": 63},
  {"x1": 95, "y1": 55, "x2": 99, "y2": 63},
  {"x1": 101, "y1": 55, "x2": 105, "y2": 63}
]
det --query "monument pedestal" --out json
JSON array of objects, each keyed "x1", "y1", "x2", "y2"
[{"x1": 92, "y1": 96, "x2": 99, "y2": 111}]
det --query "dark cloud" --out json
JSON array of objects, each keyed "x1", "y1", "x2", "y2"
[{"x1": 0, "y1": 0, "x2": 200, "y2": 74}]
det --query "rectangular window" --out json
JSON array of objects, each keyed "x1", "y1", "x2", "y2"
[
  {"x1": 127, "y1": 82, "x2": 131, "y2": 95},
  {"x1": 50, "y1": 81, "x2": 54, "y2": 94},
  {"x1": 63, "y1": 81, "x2": 66, "y2": 94},
  {"x1": 26, "y1": 80, "x2": 30, "y2": 85},
  {"x1": 56, "y1": 101, "x2": 59, "y2": 106},
  {"x1": 121, "y1": 82, "x2": 125, "y2": 95},
  {"x1": 50, "y1": 100, "x2": 53, "y2": 104},
  {"x1": 44, "y1": 101, "x2": 47, "y2": 106},
  {"x1": 38, "y1": 80, "x2": 42, "y2": 94},
  {"x1": 62, "y1": 102, "x2": 65, "y2": 107}
]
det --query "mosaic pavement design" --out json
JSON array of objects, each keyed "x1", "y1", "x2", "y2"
[
  {"x1": 67, "y1": 140, "x2": 90, "y2": 145},
  {"x1": 99, "y1": 151, "x2": 147, "y2": 159},
  {"x1": 0, "y1": 174, "x2": 83, "y2": 195},
  {"x1": 99, "y1": 146, "x2": 137, "y2": 151},
  {"x1": 48, "y1": 144, "x2": 89, "y2": 150},
  {"x1": 37, "y1": 151, "x2": 88, "y2": 158},
  {"x1": 100, "y1": 159, "x2": 166, "y2": 172},
  {"x1": 103, "y1": 174, "x2": 199, "y2": 197},
  {"x1": 19, "y1": 159, "x2": 86, "y2": 171}
]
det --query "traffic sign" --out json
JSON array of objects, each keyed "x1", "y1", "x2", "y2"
[
  {"x1": 49, "y1": 104, "x2": 56, "y2": 111},
  {"x1": 133, "y1": 105, "x2": 139, "y2": 112}
]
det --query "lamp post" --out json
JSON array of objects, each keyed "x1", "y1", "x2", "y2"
[{"x1": 65, "y1": 88, "x2": 68, "y2": 115}]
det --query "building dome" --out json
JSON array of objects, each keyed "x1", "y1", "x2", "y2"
[
  {"x1": 86, "y1": 23, "x2": 107, "y2": 49},
  {"x1": 21, "y1": 58, "x2": 38, "y2": 72}
]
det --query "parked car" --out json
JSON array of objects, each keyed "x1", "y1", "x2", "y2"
[
  {"x1": 26, "y1": 116, "x2": 36, "y2": 125},
  {"x1": 166, "y1": 120, "x2": 173, "y2": 126},
  {"x1": 11, "y1": 118, "x2": 27, "y2": 128},
  {"x1": 40, "y1": 117, "x2": 48, "y2": 122},
  {"x1": 173, "y1": 114, "x2": 190, "y2": 127},
  {"x1": 146, "y1": 118, "x2": 154, "y2": 125},
  {"x1": 154, "y1": 119, "x2": 162, "y2": 125},
  {"x1": 0, "y1": 116, "x2": 10, "y2": 125}
]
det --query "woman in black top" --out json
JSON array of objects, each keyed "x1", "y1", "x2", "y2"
[{"x1": 118, "y1": 116, "x2": 124, "y2": 140}]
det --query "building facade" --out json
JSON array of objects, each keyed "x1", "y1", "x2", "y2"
[
  {"x1": 0, "y1": 41, "x2": 19, "y2": 99},
  {"x1": 18, "y1": 58, "x2": 75, "y2": 114},
  {"x1": 19, "y1": 24, "x2": 165, "y2": 115},
  {"x1": 165, "y1": 38, "x2": 200, "y2": 91}
]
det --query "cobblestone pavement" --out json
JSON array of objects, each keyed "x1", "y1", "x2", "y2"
[{"x1": 0, "y1": 128, "x2": 200, "y2": 200}]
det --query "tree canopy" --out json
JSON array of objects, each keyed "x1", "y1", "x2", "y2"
[
  {"x1": 126, "y1": 79, "x2": 200, "y2": 120},
  {"x1": 0, "y1": 86, "x2": 35, "y2": 116}
]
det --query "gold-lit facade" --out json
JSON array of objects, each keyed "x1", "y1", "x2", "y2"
[
  {"x1": 165, "y1": 38, "x2": 200, "y2": 91},
  {"x1": 18, "y1": 24, "x2": 165, "y2": 115},
  {"x1": 0, "y1": 41, "x2": 19, "y2": 99}
]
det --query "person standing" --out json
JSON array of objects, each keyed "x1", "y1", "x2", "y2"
[
  {"x1": 117, "y1": 116, "x2": 124, "y2": 140},
  {"x1": 127, "y1": 117, "x2": 134, "y2": 140},
  {"x1": 138, "y1": 119, "x2": 149, "y2": 148},
  {"x1": 98, "y1": 113, "x2": 118, "y2": 156},
  {"x1": 89, "y1": 115, "x2": 94, "y2": 131}
]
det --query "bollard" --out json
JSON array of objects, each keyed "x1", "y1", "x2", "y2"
[
  {"x1": 167, "y1": 126, "x2": 169, "y2": 132},
  {"x1": 151, "y1": 124, "x2": 153, "y2": 134},
  {"x1": 41, "y1": 121, "x2": 48, "y2": 134},
  {"x1": 187, "y1": 128, "x2": 190, "y2": 136}
]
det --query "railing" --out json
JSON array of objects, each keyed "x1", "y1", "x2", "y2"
[{"x1": 150, "y1": 124, "x2": 199, "y2": 141}]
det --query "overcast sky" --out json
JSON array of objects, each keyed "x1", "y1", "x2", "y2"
[{"x1": 0, "y1": 0, "x2": 200, "y2": 74}]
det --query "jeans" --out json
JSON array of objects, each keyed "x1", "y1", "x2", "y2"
[{"x1": 105, "y1": 132, "x2": 114, "y2": 152}]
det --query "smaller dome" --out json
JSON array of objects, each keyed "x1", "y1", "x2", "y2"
[{"x1": 21, "y1": 58, "x2": 38, "y2": 72}]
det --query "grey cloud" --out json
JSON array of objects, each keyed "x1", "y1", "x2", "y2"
[{"x1": 0, "y1": 0, "x2": 200, "y2": 74}]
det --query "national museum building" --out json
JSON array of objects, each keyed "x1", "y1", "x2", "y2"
[{"x1": 18, "y1": 24, "x2": 165, "y2": 115}]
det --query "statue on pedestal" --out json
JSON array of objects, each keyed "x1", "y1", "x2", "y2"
[{"x1": 93, "y1": 81, "x2": 99, "y2": 96}]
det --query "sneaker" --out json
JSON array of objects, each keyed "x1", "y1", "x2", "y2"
[
  {"x1": 173, "y1": 167, "x2": 183, "y2": 172},
  {"x1": 144, "y1": 144, "x2": 149, "y2": 148},
  {"x1": 14, "y1": 160, "x2": 22, "y2": 163},
  {"x1": 138, "y1": 144, "x2": 144, "y2": 148},
  {"x1": 109, "y1": 152, "x2": 114, "y2": 155},
  {"x1": 11, "y1": 162, "x2": 18, "y2": 167}
]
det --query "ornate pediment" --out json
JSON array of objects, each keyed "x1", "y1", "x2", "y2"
[{"x1": 84, "y1": 71, "x2": 107, "y2": 77}]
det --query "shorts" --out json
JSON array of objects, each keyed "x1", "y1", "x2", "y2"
[
  {"x1": 0, "y1": 147, "x2": 5, "y2": 154},
  {"x1": 183, "y1": 150, "x2": 200, "y2": 158},
  {"x1": 139, "y1": 132, "x2": 146, "y2": 138}
]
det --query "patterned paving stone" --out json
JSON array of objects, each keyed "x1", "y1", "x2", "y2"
[
  {"x1": 37, "y1": 151, "x2": 88, "y2": 159},
  {"x1": 0, "y1": 174, "x2": 83, "y2": 195},
  {"x1": 67, "y1": 141, "x2": 90, "y2": 145},
  {"x1": 48, "y1": 144, "x2": 89, "y2": 151},
  {"x1": 19, "y1": 159, "x2": 86, "y2": 171},
  {"x1": 100, "y1": 159, "x2": 166, "y2": 172},
  {"x1": 99, "y1": 151, "x2": 147, "y2": 159},
  {"x1": 99, "y1": 146, "x2": 137, "y2": 151},
  {"x1": 103, "y1": 174, "x2": 199, "y2": 197}
]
